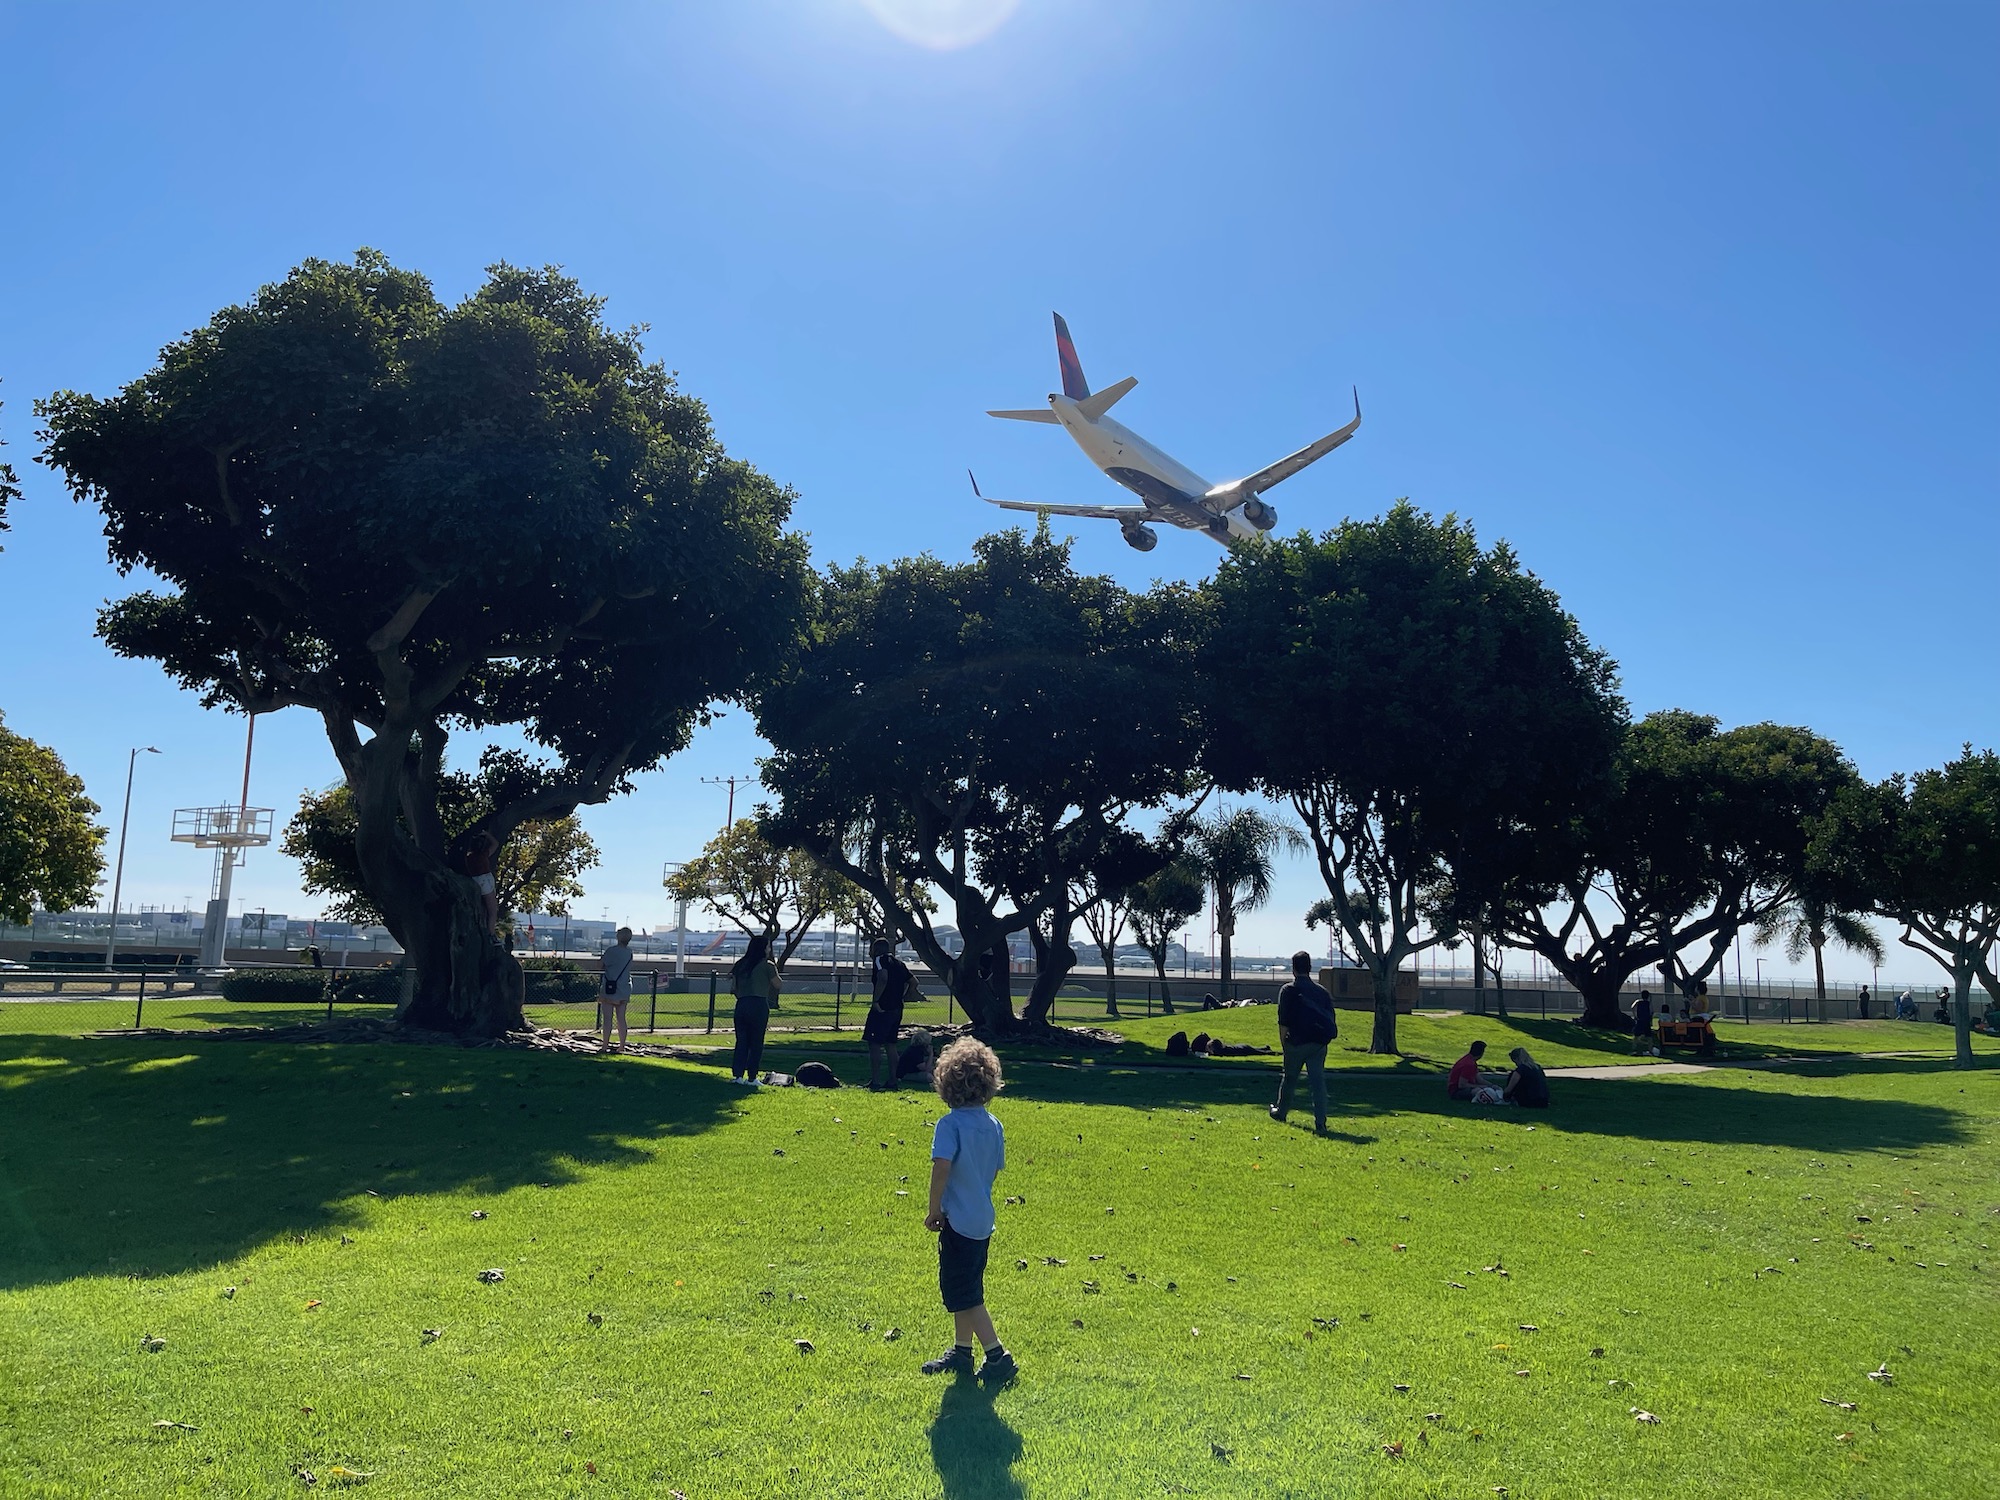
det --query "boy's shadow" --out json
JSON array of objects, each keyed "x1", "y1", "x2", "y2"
[{"x1": 928, "y1": 1378, "x2": 1024, "y2": 1500}]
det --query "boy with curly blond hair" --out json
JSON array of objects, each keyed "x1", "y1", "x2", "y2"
[{"x1": 919, "y1": 1037, "x2": 1017, "y2": 1387}]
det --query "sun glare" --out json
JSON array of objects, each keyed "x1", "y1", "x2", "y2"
[{"x1": 860, "y1": 0, "x2": 1021, "y2": 50}]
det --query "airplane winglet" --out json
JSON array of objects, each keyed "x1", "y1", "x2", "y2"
[{"x1": 968, "y1": 469, "x2": 982, "y2": 499}]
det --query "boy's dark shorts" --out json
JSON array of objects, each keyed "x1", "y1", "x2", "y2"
[{"x1": 937, "y1": 1223, "x2": 991, "y2": 1313}]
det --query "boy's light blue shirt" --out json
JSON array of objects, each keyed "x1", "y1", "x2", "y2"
[{"x1": 931, "y1": 1105, "x2": 1005, "y2": 1239}]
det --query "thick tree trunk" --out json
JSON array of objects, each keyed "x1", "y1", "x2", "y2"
[
  {"x1": 1218, "y1": 905, "x2": 1234, "y2": 1003},
  {"x1": 1952, "y1": 953, "x2": 1976, "y2": 1069},
  {"x1": 1097, "y1": 940, "x2": 1121, "y2": 1018},
  {"x1": 1573, "y1": 969, "x2": 1629, "y2": 1030},
  {"x1": 350, "y1": 732, "x2": 523, "y2": 1037},
  {"x1": 1812, "y1": 939, "x2": 1827, "y2": 1021},
  {"x1": 1368, "y1": 960, "x2": 1399, "y2": 1055}
]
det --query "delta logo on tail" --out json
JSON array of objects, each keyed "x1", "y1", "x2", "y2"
[{"x1": 971, "y1": 312, "x2": 1360, "y2": 552}]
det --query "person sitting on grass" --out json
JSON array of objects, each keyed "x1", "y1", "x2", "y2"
[
  {"x1": 920, "y1": 1038, "x2": 1018, "y2": 1389},
  {"x1": 1976, "y1": 1001, "x2": 2000, "y2": 1035},
  {"x1": 1447, "y1": 1039, "x2": 1490, "y2": 1102},
  {"x1": 864, "y1": 937, "x2": 913, "y2": 1091},
  {"x1": 1501, "y1": 1046, "x2": 1550, "y2": 1109},
  {"x1": 896, "y1": 1028, "x2": 936, "y2": 1088}
]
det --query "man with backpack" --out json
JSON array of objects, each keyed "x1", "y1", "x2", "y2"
[{"x1": 1270, "y1": 950, "x2": 1338, "y2": 1134}]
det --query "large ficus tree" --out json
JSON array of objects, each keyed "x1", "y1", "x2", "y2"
[
  {"x1": 1494, "y1": 711, "x2": 1860, "y2": 1028},
  {"x1": 39, "y1": 252, "x2": 807, "y2": 1034},
  {"x1": 1203, "y1": 503, "x2": 1627, "y2": 1053},
  {"x1": 757, "y1": 527, "x2": 1200, "y2": 1032},
  {"x1": 1814, "y1": 750, "x2": 2000, "y2": 1069}
]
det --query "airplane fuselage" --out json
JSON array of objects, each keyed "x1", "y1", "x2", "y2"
[{"x1": 1047, "y1": 394, "x2": 1267, "y2": 545}]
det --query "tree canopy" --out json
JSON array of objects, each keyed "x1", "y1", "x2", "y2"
[
  {"x1": 0, "y1": 714, "x2": 106, "y2": 926},
  {"x1": 1497, "y1": 711, "x2": 1860, "y2": 1027},
  {"x1": 0, "y1": 385, "x2": 21, "y2": 548},
  {"x1": 39, "y1": 251, "x2": 807, "y2": 1032},
  {"x1": 282, "y1": 750, "x2": 599, "y2": 928},
  {"x1": 757, "y1": 526, "x2": 1200, "y2": 1030},
  {"x1": 1202, "y1": 504, "x2": 1626, "y2": 1052}
]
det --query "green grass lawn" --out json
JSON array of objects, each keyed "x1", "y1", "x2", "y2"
[{"x1": 2, "y1": 1032, "x2": 1996, "y2": 1498}]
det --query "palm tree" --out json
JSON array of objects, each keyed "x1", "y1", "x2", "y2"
[
  {"x1": 1754, "y1": 893, "x2": 1885, "y2": 1019},
  {"x1": 1186, "y1": 807, "x2": 1305, "y2": 1000}
]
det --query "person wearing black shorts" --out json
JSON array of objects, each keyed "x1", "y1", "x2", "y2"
[{"x1": 920, "y1": 1038, "x2": 1017, "y2": 1388}]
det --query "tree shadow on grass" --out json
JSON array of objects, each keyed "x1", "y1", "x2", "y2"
[
  {"x1": 928, "y1": 1378, "x2": 1024, "y2": 1500},
  {"x1": 978, "y1": 1054, "x2": 1973, "y2": 1155},
  {"x1": 0, "y1": 1035, "x2": 737, "y2": 1292}
]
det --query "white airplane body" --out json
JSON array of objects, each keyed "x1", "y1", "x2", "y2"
[{"x1": 974, "y1": 313, "x2": 1360, "y2": 551}]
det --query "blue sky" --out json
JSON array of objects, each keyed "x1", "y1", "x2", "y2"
[{"x1": 0, "y1": 1, "x2": 1993, "y2": 981}]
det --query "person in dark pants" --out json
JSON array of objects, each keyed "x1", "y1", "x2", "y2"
[
  {"x1": 730, "y1": 933, "x2": 779, "y2": 1083},
  {"x1": 1270, "y1": 950, "x2": 1338, "y2": 1134},
  {"x1": 1856, "y1": 985, "x2": 1871, "y2": 1020},
  {"x1": 1631, "y1": 989, "x2": 1655, "y2": 1055},
  {"x1": 865, "y1": 937, "x2": 913, "y2": 1091}
]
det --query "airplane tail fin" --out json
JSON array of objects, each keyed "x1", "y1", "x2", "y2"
[{"x1": 1053, "y1": 312, "x2": 1090, "y2": 399}]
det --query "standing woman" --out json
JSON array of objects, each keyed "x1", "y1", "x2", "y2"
[
  {"x1": 599, "y1": 926, "x2": 637, "y2": 1049},
  {"x1": 864, "y1": 937, "x2": 912, "y2": 1091},
  {"x1": 731, "y1": 933, "x2": 780, "y2": 1084}
]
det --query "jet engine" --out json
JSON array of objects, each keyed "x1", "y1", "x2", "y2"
[
  {"x1": 1120, "y1": 523, "x2": 1159, "y2": 553},
  {"x1": 1238, "y1": 496, "x2": 1277, "y2": 531}
]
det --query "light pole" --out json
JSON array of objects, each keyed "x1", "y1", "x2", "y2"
[{"x1": 104, "y1": 746, "x2": 160, "y2": 971}]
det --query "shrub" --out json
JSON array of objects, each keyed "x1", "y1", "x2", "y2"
[{"x1": 221, "y1": 967, "x2": 403, "y2": 1004}]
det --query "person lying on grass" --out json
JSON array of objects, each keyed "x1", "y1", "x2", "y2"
[
  {"x1": 896, "y1": 1028, "x2": 936, "y2": 1089},
  {"x1": 921, "y1": 1038, "x2": 1018, "y2": 1388}
]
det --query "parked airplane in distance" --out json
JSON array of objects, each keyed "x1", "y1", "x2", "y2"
[{"x1": 973, "y1": 313, "x2": 1360, "y2": 551}]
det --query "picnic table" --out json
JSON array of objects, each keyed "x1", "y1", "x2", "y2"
[{"x1": 1656, "y1": 1017, "x2": 1717, "y2": 1054}]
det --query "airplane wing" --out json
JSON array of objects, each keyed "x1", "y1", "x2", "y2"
[
  {"x1": 969, "y1": 471, "x2": 1149, "y2": 523},
  {"x1": 1225, "y1": 388, "x2": 1362, "y2": 497}
]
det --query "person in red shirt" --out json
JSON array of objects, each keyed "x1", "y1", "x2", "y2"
[{"x1": 1447, "y1": 1039, "x2": 1489, "y2": 1101}]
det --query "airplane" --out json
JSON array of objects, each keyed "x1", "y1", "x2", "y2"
[{"x1": 972, "y1": 313, "x2": 1360, "y2": 551}]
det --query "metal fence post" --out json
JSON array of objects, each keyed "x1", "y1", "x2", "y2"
[
  {"x1": 834, "y1": 969, "x2": 842, "y2": 1032},
  {"x1": 134, "y1": 969, "x2": 146, "y2": 1030},
  {"x1": 648, "y1": 970, "x2": 658, "y2": 1035},
  {"x1": 706, "y1": 974, "x2": 717, "y2": 1034}
]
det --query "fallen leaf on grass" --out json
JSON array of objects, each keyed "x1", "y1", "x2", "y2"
[
  {"x1": 1082, "y1": 1280, "x2": 1101, "y2": 1293},
  {"x1": 1382, "y1": 1441, "x2": 1404, "y2": 1458},
  {"x1": 793, "y1": 1339, "x2": 815, "y2": 1354},
  {"x1": 1233, "y1": 1373, "x2": 1252, "y2": 1382},
  {"x1": 1210, "y1": 1441, "x2": 1233, "y2": 1462},
  {"x1": 305, "y1": 1300, "x2": 323, "y2": 1311},
  {"x1": 1836, "y1": 1432, "x2": 1854, "y2": 1442},
  {"x1": 140, "y1": 1335, "x2": 166, "y2": 1353},
  {"x1": 470, "y1": 1210, "x2": 488, "y2": 1220},
  {"x1": 1015, "y1": 1259, "x2": 1029, "y2": 1270},
  {"x1": 1630, "y1": 1408, "x2": 1660, "y2": 1424},
  {"x1": 1590, "y1": 1347, "x2": 1605, "y2": 1358},
  {"x1": 477, "y1": 1269, "x2": 505, "y2": 1284},
  {"x1": 151, "y1": 1420, "x2": 199, "y2": 1431},
  {"x1": 883, "y1": 1328, "x2": 902, "y2": 1342},
  {"x1": 1866, "y1": 1363, "x2": 1893, "y2": 1383},
  {"x1": 420, "y1": 1328, "x2": 443, "y2": 1344},
  {"x1": 1392, "y1": 1383, "x2": 1411, "y2": 1393},
  {"x1": 1089, "y1": 1254, "x2": 1105, "y2": 1262},
  {"x1": 222, "y1": 1287, "x2": 236, "y2": 1299},
  {"x1": 586, "y1": 1312, "x2": 603, "y2": 1326},
  {"x1": 1071, "y1": 1319, "x2": 1084, "y2": 1329},
  {"x1": 1820, "y1": 1398, "x2": 1857, "y2": 1411},
  {"x1": 1425, "y1": 1412, "x2": 1443, "y2": 1422},
  {"x1": 585, "y1": 1462, "x2": 597, "y2": 1475},
  {"x1": 1042, "y1": 1257, "x2": 1068, "y2": 1266},
  {"x1": 325, "y1": 1468, "x2": 376, "y2": 1484},
  {"x1": 1513, "y1": 1369, "x2": 1531, "y2": 1378},
  {"x1": 1447, "y1": 1281, "x2": 1467, "y2": 1289},
  {"x1": 1518, "y1": 1324, "x2": 1538, "y2": 1332}
]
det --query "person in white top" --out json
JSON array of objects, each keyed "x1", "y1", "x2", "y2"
[{"x1": 599, "y1": 927, "x2": 638, "y2": 1048}]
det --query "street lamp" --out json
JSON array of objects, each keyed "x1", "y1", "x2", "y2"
[{"x1": 104, "y1": 746, "x2": 161, "y2": 971}]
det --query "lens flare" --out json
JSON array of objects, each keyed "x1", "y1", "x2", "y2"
[{"x1": 860, "y1": 0, "x2": 1021, "y2": 50}]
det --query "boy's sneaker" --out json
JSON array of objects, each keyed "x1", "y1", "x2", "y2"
[
  {"x1": 921, "y1": 1345, "x2": 975, "y2": 1377},
  {"x1": 977, "y1": 1348, "x2": 1019, "y2": 1388}
]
